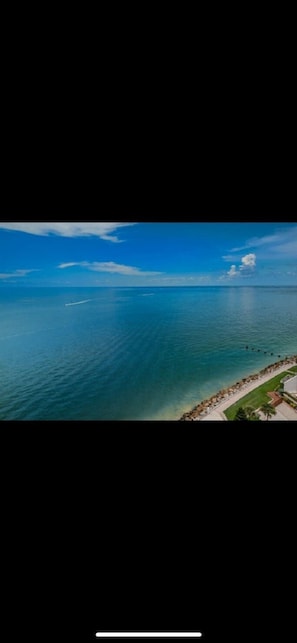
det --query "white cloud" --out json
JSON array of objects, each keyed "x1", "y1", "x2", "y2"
[
  {"x1": 157, "y1": 275, "x2": 210, "y2": 283},
  {"x1": 222, "y1": 254, "x2": 239, "y2": 262},
  {"x1": 58, "y1": 261, "x2": 162, "y2": 276},
  {"x1": 239, "y1": 253, "x2": 256, "y2": 270},
  {"x1": 58, "y1": 262, "x2": 79, "y2": 269},
  {"x1": 231, "y1": 226, "x2": 297, "y2": 254},
  {"x1": 99, "y1": 234, "x2": 124, "y2": 243},
  {"x1": 0, "y1": 222, "x2": 136, "y2": 242},
  {"x1": 227, "y1": 265, "x2": 239, "y2": 277},
  {"x1": 231, "y1": 234, "x2": 282, "y2": 252},
  {"x1": 0, "y1": 269, "x2": 38, "y2": 280},
  {"x1": 224, "y1": 253, "x2": 256, "y2": 279},
  {"x1": 272, "y1": 239, "x2": 297, "y2": 255}
]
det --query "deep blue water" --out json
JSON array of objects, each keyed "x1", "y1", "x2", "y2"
[{"x1": 0, "y1": 286, "x2": 296, "y2": 420}]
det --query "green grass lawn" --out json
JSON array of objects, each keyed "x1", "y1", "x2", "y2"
[
  {"x1": 224, "y1": 370, "x2": 292, "y2": 420},
  {"x1": 287, "y1": 365, "x2": 297, "y2": 373}
]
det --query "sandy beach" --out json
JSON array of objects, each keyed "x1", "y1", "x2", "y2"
[{"x1": 179, "y1": 356, "x2": 297, "y2": 421}]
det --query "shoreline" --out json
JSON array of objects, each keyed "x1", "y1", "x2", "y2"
[{"x1": 179, "y1": 354, "x2": 297, "y2": 421}]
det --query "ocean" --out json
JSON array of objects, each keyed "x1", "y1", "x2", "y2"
[{"x1": 0, "y1": 286, "x2": 296, "y2": 420}]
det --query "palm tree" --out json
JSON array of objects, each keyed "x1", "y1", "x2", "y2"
[
  {"x1": 260, "y1": 402, "x2": 277, "y2": 421},
  {"x1": 234, "y1": 407, "x2": 248, "y2": 421},
  {"x1": 245, "y1": 406, "x2": 261, "y2": 421}
]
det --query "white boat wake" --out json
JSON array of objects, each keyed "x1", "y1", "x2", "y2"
[{"x1": 65, "y1": 299, "x2": 92, "y2": 306}]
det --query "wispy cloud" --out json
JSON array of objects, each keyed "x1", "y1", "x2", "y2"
[
  {"x1": 222, "y1": 254, "x2": 239, "y2": 262},
  {"x1": 0, "y1": 222, "x2": 136, "y2": 242},
  {"x1": 58, "y1": 262, "x2": 79, "y2": 269},
  {"x1": 231, "y1": 226, "x2": 297, "y2": 254},
  {"x1": 231, "y1": 234, "x2": 281, "y2": 252},
  {"x1": 0, "y1": 269, "x2": 39, "y2": 280},
  {"x1": 58, "y1": 261, "x2": 162, "y2": 276},
  {"x1": 155, "y1": 275, "x2": 211, "y2": 283}
]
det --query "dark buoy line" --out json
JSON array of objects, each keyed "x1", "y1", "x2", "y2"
[{"x1": 244, "y1": 345, "x2": 282, "y2": 358}]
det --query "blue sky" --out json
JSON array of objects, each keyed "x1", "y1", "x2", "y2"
[{"x1": 0, "y1": 221, "x2": 296, "y2": 286}]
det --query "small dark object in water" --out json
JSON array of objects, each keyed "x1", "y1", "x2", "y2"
[
  {"x1": 245, "y1": 345, "x2": 248, "y2": 349},
  {"x1": 257, "y1": 349, "x2": 261, "y2": 352}
]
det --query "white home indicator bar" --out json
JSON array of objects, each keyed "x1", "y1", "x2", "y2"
[{"x1": 96, "y1": 635, "x2": 202, "y2": 638}]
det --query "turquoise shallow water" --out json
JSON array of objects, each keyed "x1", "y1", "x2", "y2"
[{"x1": 0, "y1": 286, "x2": 296, "y2": 420}]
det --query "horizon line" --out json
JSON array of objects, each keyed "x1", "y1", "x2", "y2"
[
  {"x1": 0, "y1": 284, "x2": 296, "y2": 289},
  {"x1": 95, "y1": 634, "x2": 203, "y2": 639}
]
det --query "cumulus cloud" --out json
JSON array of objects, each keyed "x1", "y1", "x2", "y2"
[
  {"x1": 239, "y1": 253, "x2": 256, "y2": 270},
  {"x1": 225, "y1": 253, "x2": 256, "y2": 279},
  {"x1": 227, "y1": 265, "x2": 239, "y2": 277},
  {"x1": 0, "y1": 222, "x2": 136, "y2": 242},
  {"x1": 0, "y1": 269, "x2": 38, "y2": 280},
  {"x1": 58, "y1": 261, "x2": 162, "y2": 276}
]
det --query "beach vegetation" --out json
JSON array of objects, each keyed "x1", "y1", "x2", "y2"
[
  {"x1": 260, "y1": 403, "x2": 277, "y2": 421},
  {"x1": 287, "y1": 365, "x2": 297, "y2": 373},
  {"x1": 234, "y1": 407, "x2": 248, "y2": 421},
  {"x1": 232, "y1": 405, "x2": 260, "y2": 421},
  {"x1": 224, "y1": 370, "x2": 292, "y2": 420},
  {"x1": 244, "y1": 406, "x2": 261, "y2": 421}
]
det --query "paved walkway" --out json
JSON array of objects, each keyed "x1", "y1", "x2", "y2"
[
  {"x1": 199, "y1": 362, "x2": 297, "y2": 421},
  {"x1": 258, "y1": 401, "x2": 297, "y2": 421}
]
